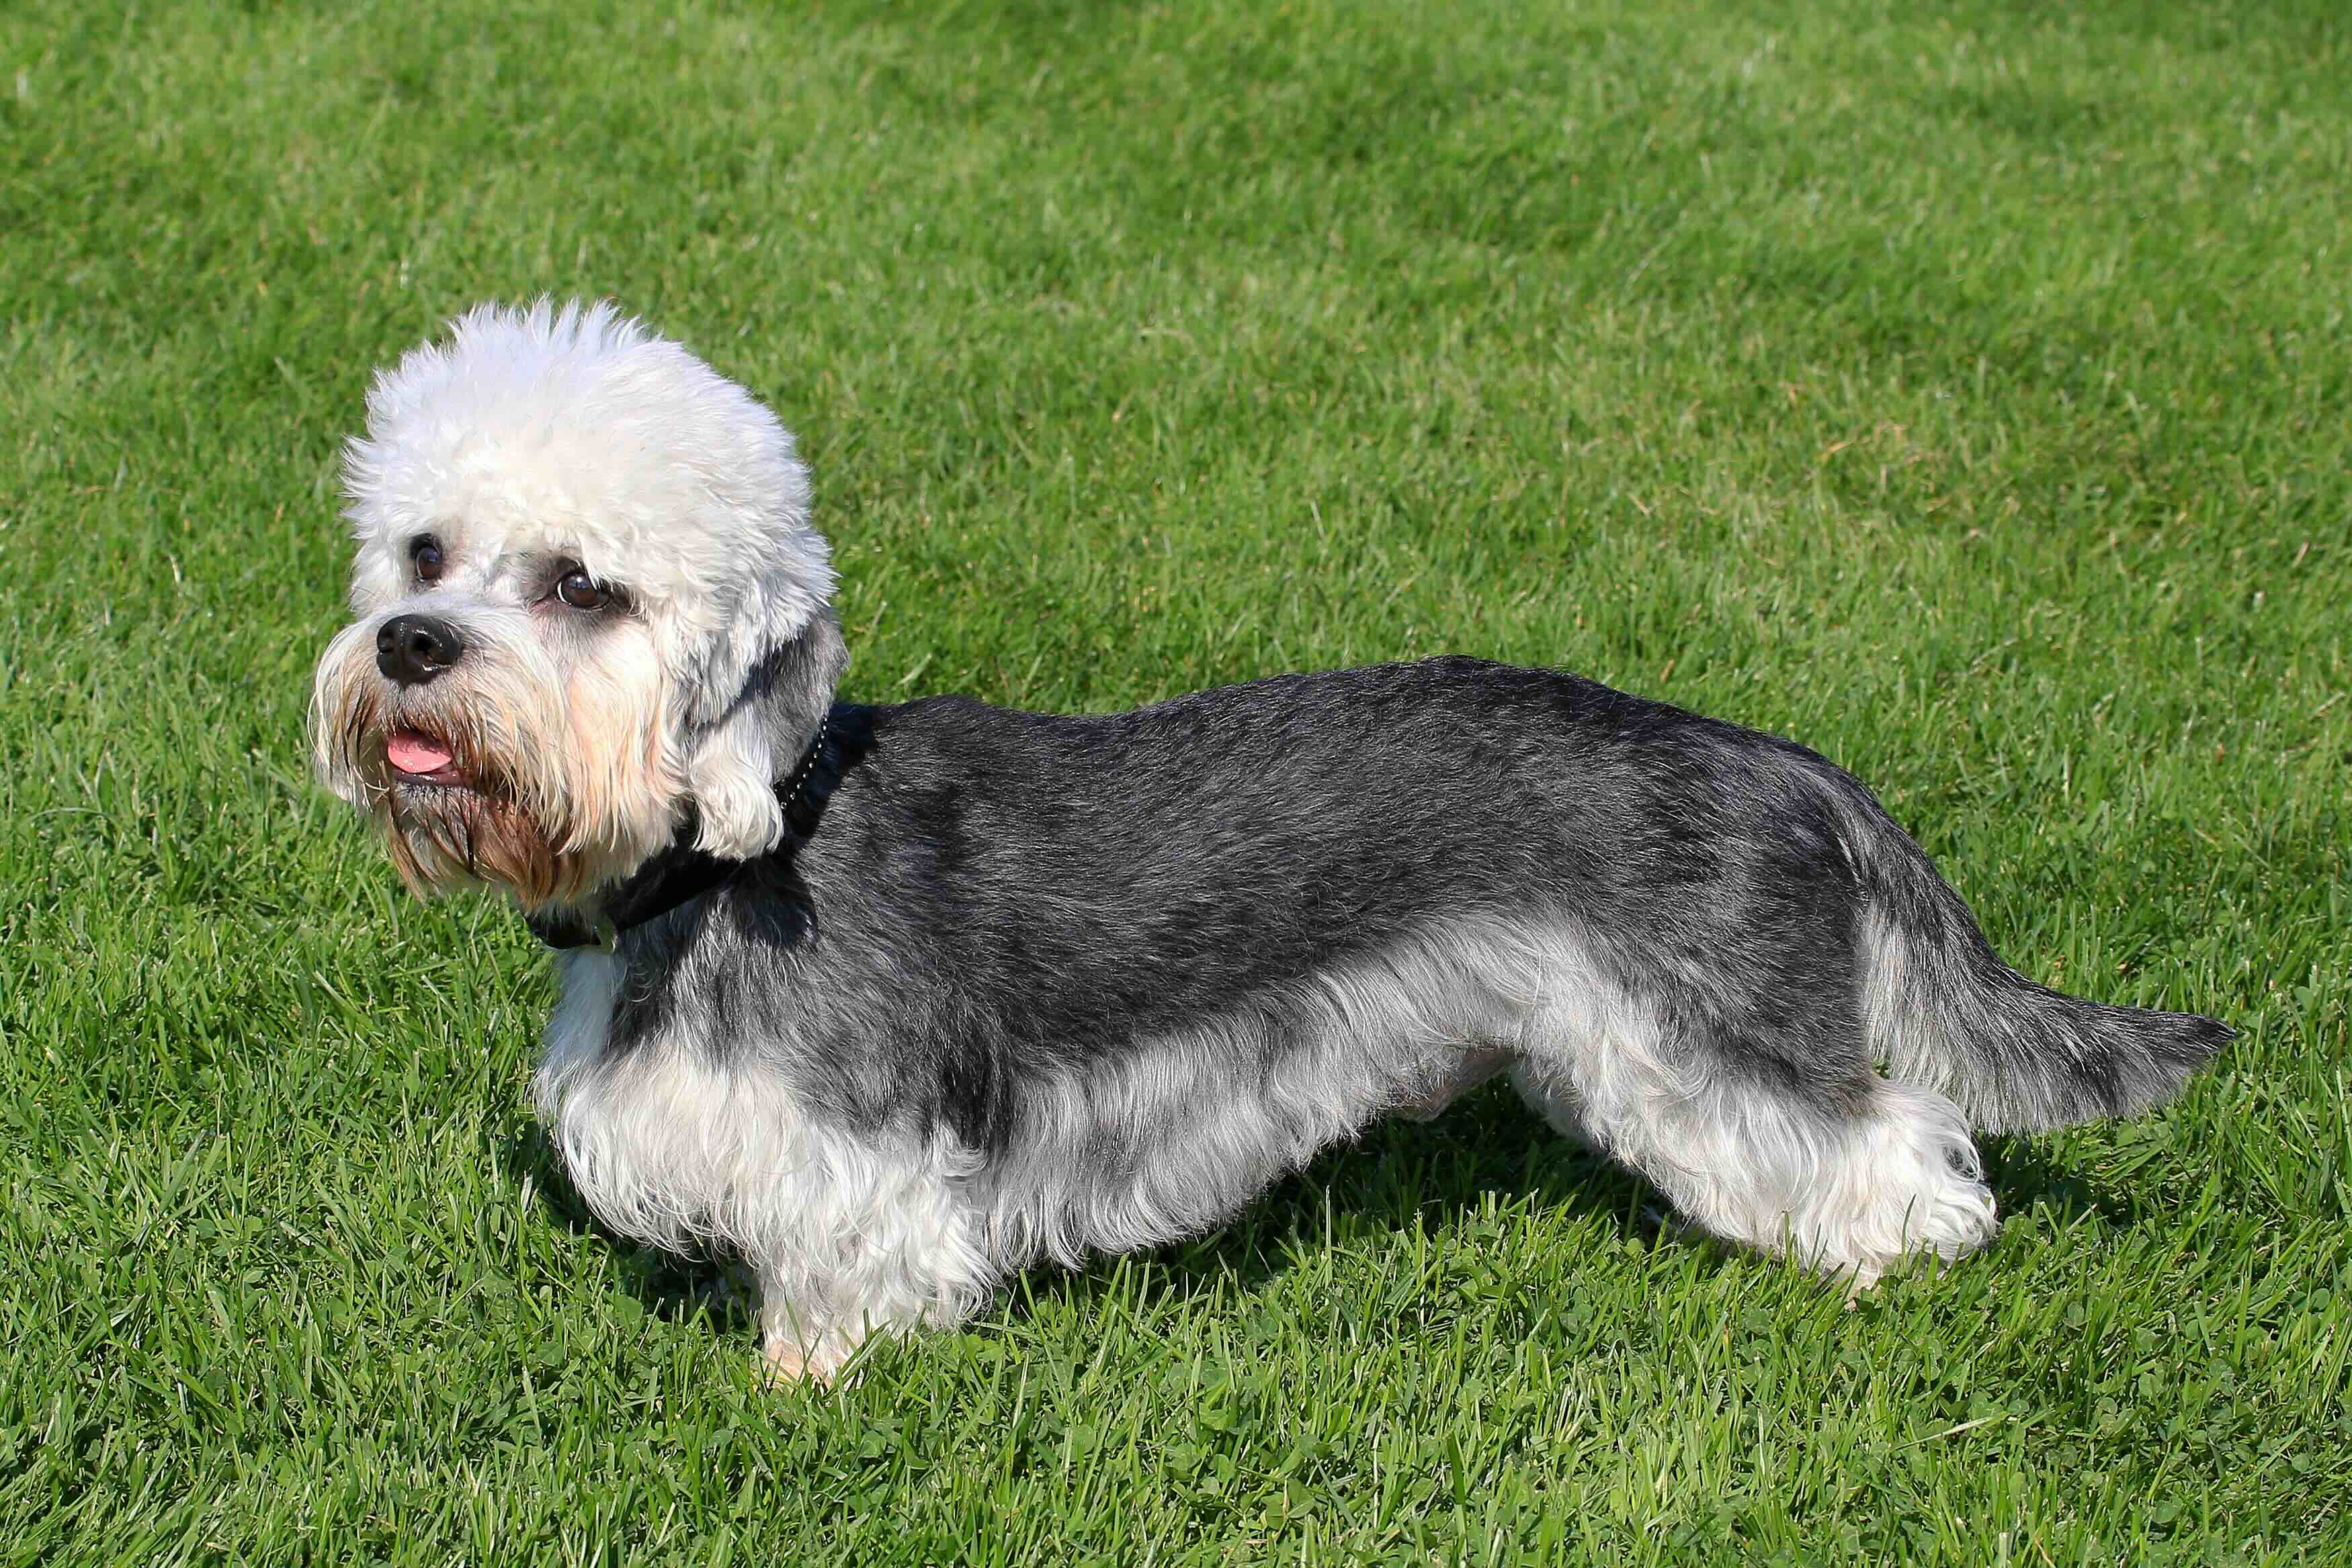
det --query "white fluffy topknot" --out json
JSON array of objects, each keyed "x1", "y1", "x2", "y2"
[{"x1": 341, "y1": 300, "x2": 835, "y2": 729}]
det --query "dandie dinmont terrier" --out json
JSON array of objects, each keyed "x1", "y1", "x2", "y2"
[{"x1": 311, "y1": 302, "x2": 2228, "y2": 1380}]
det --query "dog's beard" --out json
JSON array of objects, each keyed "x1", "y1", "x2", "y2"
[
  {"x1": 327, "y1": 679, "x2": 584, "y2": 905},
  {"x1": 310, "y1": 615, "x2": 681, "y2": 910},
  {"x1": 378, "y1": 737, "x2": 575, "y2": 906},
  {"x1": 386, "y1": 783, "x2": 573, "y2": 904}
]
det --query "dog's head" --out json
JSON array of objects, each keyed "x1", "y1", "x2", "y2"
[{"x1": 310, "y1": 300, "x2": 845, "y2": 910}]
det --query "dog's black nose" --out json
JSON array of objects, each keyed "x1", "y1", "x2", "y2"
[{"x1": 376, "y1": 614, "x2": 465, "y2": 686}]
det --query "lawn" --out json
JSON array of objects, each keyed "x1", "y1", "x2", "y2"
[{"x1": 3, "y1": 0, "x2": 2349, "y2": 1560}]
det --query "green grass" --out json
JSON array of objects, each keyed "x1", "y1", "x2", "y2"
[{"x1": 3, "y1": 0, "x2": 2349, "y2": 1559}]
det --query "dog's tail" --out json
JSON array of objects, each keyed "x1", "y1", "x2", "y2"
[{"x1": 1827, "y1": 777, "x2": 2230, "y2": 1134}]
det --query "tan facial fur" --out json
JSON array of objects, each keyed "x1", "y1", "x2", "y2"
[{"x1": 309, "y1": 591, "x2": 681, "y2": 908}]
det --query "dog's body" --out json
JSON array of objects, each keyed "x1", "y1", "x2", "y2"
[{"x1": 312, "y1": 304, "x2": 2226, "y2": 1378}]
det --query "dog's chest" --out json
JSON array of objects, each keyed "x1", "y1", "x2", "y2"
[
  {"x1": 531, "y1": 949, "x2": 828, "y2": 1249},
  {"x1": 530, "y1": 948, "x2": 989, "y2": 1279}
]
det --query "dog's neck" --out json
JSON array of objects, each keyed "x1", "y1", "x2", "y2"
[{"x1": 527, "y1": 711, "x2": 840, "y2": 951}]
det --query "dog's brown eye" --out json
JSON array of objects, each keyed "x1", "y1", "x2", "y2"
[
  {"x1": 555, "y1": 566, "x2": 610, "y2": 611},
  {"x1": 411, "y1": 537, "x2": 445, "y2": 582}
]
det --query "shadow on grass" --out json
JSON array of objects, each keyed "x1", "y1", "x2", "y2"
[
  {"x1": 1980, "y1": 1134, "x2": 2151, "y2": 1231},
  {"x1": 491, "y1": 1118, "x2": 764, "y2": 1335},
  {"x1": 490, "y1": 1085, "x2": 1692, "y2": 1341},
  {"x1": 1002, "y1": 1088, "x2": 1673, "y2": 1328},
  {"x1": 491, "y1": 1084, "x2": 2154, "y2": 1342}
]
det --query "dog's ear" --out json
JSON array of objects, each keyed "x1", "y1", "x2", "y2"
[{"x1": 680, "y1": 607, "x2": 849, "y2": 859}]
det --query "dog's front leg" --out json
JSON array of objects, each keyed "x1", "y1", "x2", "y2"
[
  {"x1": 746, "y1": 1156, "x2": 999, "y2": 1384},
  {"x1": 747, "y1": 1252, "x2": 911, "y2": 1385},
  {"x1": 757, "y1": 1307, "x2": 857, "y2": 1385}
]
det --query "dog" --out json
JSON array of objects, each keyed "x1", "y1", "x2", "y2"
[{"x1": 310, "y1": 301, "x2": 2228, "y2": 1381}]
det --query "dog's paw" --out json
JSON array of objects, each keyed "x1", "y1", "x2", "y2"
[
  {"x1": 761, "y1": 1333, "x2": 857, "y2": 1387},
  {"x1": 761, "y1": 1337, "x2": 827, "y2": 1386}
]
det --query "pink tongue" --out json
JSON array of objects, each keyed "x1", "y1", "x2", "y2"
[{"x1": 387, "y1": 731, "x2": 456, "y2": 775}]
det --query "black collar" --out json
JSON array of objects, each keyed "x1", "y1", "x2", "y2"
[{"x1": 526, "y1": 711, "x2": 841, "y2": 951}]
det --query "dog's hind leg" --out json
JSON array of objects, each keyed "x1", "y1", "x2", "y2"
[{"x1": 1509, "y1": 1002, "x2": 1997, "y2": 1284}]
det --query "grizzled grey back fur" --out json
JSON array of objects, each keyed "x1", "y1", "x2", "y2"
[
  {"x1": 536, "y1": 656, "x2": 2226, "y2": 1366},
  {"x1": 607, "y1": 658, "x2": 2220, "y2": 1141}
]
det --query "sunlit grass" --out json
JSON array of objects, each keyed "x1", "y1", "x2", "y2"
[{"x1": 3, "y1": 0, "x2": 2348, "y2": 1560}]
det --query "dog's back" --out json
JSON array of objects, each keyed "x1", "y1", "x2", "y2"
[{"x1": 622, "y1": 656, "x2": 2220, "y2": 1284}]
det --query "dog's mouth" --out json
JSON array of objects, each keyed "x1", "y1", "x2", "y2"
[
  {"x1": 366, "y1": 721, "x2": 572, "y2": 903},
  {"x1": 385, "y1": 727, "x2": 471, "y2": 788}
]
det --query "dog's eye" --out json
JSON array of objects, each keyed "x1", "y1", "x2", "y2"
[
  {"x1": 411, "y1": 536, "x2": 446, "y2": 583},
  {"x1": 554, "y1": 564, "x2": 614, "y2": 611}
]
